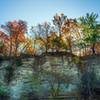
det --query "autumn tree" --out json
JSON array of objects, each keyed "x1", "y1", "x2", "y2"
[
  {"x1": 21, "y1": 37, "x2": 37, "y2": 55},
  {"x1": 1, "y1": 20, "x2": 27, "y2": 57},
  {"x1": 61, "y1": 18, "x2": 79, "y2": 54},
  {"x1": 53, "y1": 14, "x2": 79, "y2": 54}
]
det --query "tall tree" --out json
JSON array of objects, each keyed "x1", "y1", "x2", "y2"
[
  {"x1": 79, "y1": 12, "x2": 100, "y2": 54},
  {"x1": 31, "y1": 22, "x2": 52, "y2": 54},
  {"x1": 61, "y1": 18, "x2": 78, "y2": 54},
  {"x1": 1, "y1": 20, "x2": 27, "y2": 57}
]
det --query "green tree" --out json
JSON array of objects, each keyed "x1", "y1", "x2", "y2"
[{"x1": 79, "y1": 12, "x2": 100, "y2": 54}]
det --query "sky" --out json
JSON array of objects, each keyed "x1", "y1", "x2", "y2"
[{"x1": 0, "y1": 0, "x2": 100, "y2": 27}]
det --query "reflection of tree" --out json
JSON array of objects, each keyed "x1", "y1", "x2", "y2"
[{"x1": 81, "y1": 66, "x2": 96, "y2": 100}]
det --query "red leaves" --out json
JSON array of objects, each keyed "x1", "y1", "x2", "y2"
[
  {"x1": 7, "y1": 20, "x2": 27, "y2": 42},
  {"x1": 0, "y1": 31, "x2": 10, "y2": 41}
]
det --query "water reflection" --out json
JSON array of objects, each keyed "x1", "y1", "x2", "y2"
[{"x1": 1, "y1": 55, "x2": 99, "y2": 100}]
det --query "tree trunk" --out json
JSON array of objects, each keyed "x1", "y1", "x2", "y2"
[
  {"x1": 67, "y1": 37, "x2": 72, "y2": 55},
  {"x1": 45, "y1": 44, "x2": 48, "y2": 54},
  {"x1": 14, "y1": 32, "x2": 19, "y2": 58},
  {"x1": 9, "y1": 37, "x2": 12, "y2": 57},
  {"x1": 91, "y1": 43, "x2": 95, "y2": 54}
]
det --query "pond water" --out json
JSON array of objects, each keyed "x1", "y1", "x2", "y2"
[{"x1": 0, "y1": 55, "x2": 89, "y2": 100}]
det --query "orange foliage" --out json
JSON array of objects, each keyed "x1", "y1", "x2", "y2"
[
  {"x1": 8, "y1": 20, "x2": 27, "y2": 43},
  {"x1": 11, "y1": 32, "x2": 26, "y2": 43}
]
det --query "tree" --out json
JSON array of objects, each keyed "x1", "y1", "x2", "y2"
[
  {"x1": 22, "y1": 37, "x2": 37, "y2": 55},
  {"x1": 53, "y1": 13, "x2": 67, "y2": 36},
  {"x1": 1, "y1": 20, "x2": 27, "y2": 57},
  {"x1": 31, "y1": 22, "x2": 52, "y2": 54},
  {"x1": 79, "y1": 12, "x2": 100, "y2": 54},
  {"x1": 53, "y1": 14, "x2": 80, "y2": 54},
  {"x1": 51, "y1": 35, "x2": 66, "y2": 52},
  {"x1": 61, "y1": 18, "x2": 78, "y2": 54},
  {"x1": 52, "y1": 14, "x2": 70, "y2": 53}
]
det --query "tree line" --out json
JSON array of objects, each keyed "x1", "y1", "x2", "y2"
[{"x1": 0, "y1": 12, "x2": 100, "y2": 57}]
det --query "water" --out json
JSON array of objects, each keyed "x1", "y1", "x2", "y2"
[{"x1": 0, "y1": 56, "x2": 81, "y2": 99}]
